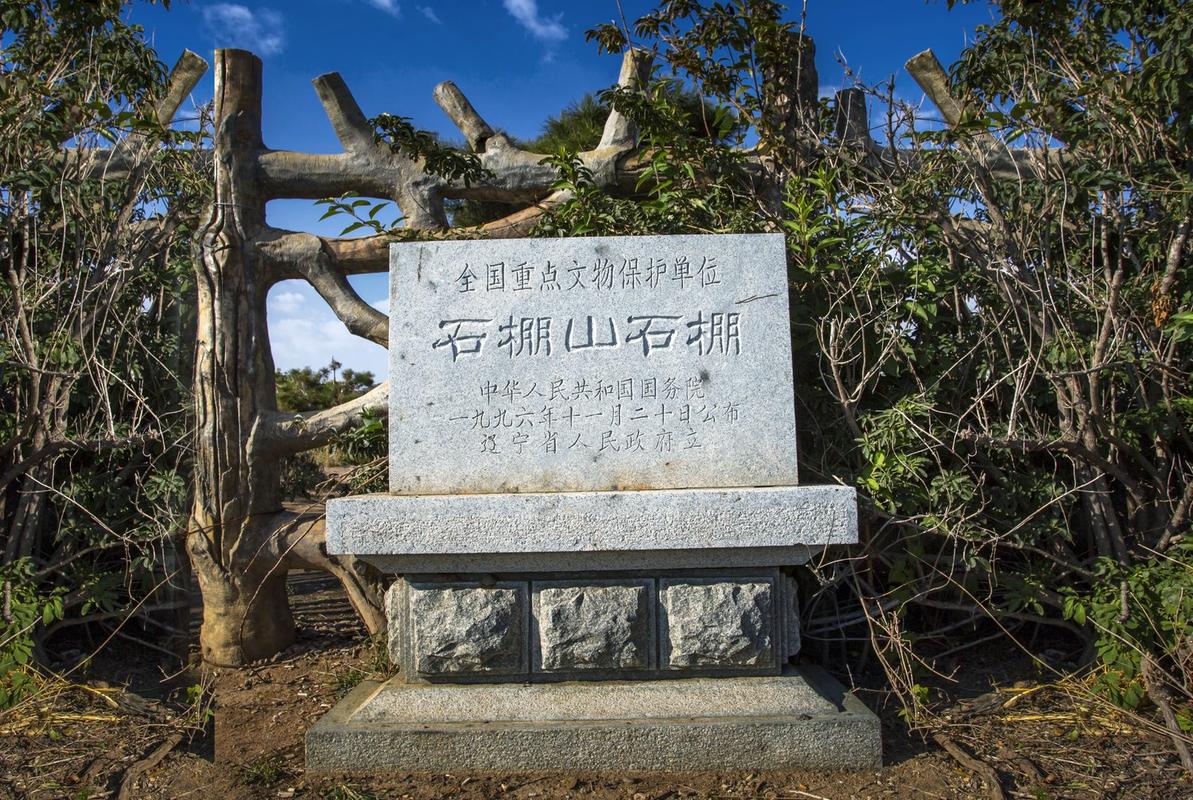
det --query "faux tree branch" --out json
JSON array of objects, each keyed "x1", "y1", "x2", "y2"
[
  {"x1": 433, "y1": 81, "x2": 495, "y2": 152},
  {"x1": 257, "y1": 382, "x2": 389, "y2": 457},
  {"x1": 76, "y1": 50, "x2": 209, "y2": 177},
  {"x1": 904, "y1": 48, "x2": 1066, "y2": 182},
  {"x1": 599, "y1": 49, "x2": 653, "y2": 149},
  {"x1": 313, "y1": 72, "x2": 378, "y2": 155},
  {"x1": 904, "y1": 50, "x2": 966, "y2": 128},
  {"x1": 274, "y1": 505, "x2": 384, "y2": 635},
  {"x1": 257, "y1": 49, "x2": 653, "y2": 292},
  {"x1": 259, "y1": 48, "x2": 653, "y2": 225},
  {"x1": 256, "y1": 228, "x2": 388, "y2": 344},
  {"x1": 155, "y1": 50, "x2": 210, "y2": 125},
  {"x1": 265, "y1": 191, "x2": 575, "y2": 282},
  {"x1": 247, "y1": 45, "x2": 1089, "y2": 477}
]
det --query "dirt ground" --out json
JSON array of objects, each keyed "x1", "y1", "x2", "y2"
[{"x1": 1, "y1": 573, "x2": 1187, "y2": 800}]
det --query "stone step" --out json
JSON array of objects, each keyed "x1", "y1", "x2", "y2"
[{"x1": 306, "y1": 666, "x2": 881, "y2": 772}]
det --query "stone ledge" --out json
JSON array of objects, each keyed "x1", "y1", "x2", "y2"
[
  {"x1": 328, "y1": 484, "x2": 856, "y2": 573},
  {"x1": 306, "y1": 666, "x2": 881, "y2": 772}
]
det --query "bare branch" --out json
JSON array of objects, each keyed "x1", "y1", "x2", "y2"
[
  {"x1": 258, "y1": 382, "x2": 389, "y2": 456},
  {"x1": 1142, "y1": 655, "x2": 1193, "y2": 775},
  {"x1": 433, "y1": 81, "x2": 496, "y2": 152},
  {"x1": 958, "y1": 431, "x2": 1141, "y2": 494},
  {"x1": 256, "y1": 228, "x2": 389, "y2": 344},
  {"x1": 599, "y1": 48, "x2": 653, "y2": 149},
  {"x1": 313, "y1": 72, "x2": 376, "y2": 154},
  {"x1": 1157, "y1": 215, "x2": 1191, "y2": 319},
  {"x1": 0, "y1": 432, "x2": 160, "y2": 495}
]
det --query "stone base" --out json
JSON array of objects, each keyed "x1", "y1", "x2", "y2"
[
  {"x1": 384, "y1": 569, "x2": 801, "y2": 681},
  {"x1": 306, "y1": 666, "x2": 881, "y2": 772},
  {"x1": 327, "y1": 484, "x2": 857, "y2": 573}
]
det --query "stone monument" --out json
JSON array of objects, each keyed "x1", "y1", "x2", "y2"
[{"x1": 307, "y1": 232, "x2": 881, "y2": 771}]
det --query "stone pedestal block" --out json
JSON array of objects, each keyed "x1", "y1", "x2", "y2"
[
  {"x1": 328, "y1": 484, "x2": 857, "y2": 573},
  {"x1": 307, "y1": 234, "x2": 877, "y2": 772},
  {"x1": 661, "y1": 579, "x2": 774, "y2": 669},
  {"x1": 536, "y1": 581, "x2": 652, "y2": 672},
  {"x1": 407, "y1": 583, "x2": 526, "y2": 676},
  {"x1": 306, "y1": 666, "x2": 882, "y2": 772},
  {"x1": 383, "y1": 569, "x2": 797, "y2": 681}
]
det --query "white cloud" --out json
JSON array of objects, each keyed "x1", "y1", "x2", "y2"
[
  {"x1": 271, "y1": 290, "x2": 306, "y2": 314},
  {"x1": 364, "y1": 0, "x2": 401, "y2": 17},
  {"x1": 419, "y1": 5, "x2": 441, "y2": 24},
  {"x1": 502, "y1": 0, "x2": 566, "y2": 43},
  {"x1": 201, "y1": 4, "x2": 285, "y2": 56},
  {"x1": 267, "y1": 282, "x2": 388, "y2": 378}
]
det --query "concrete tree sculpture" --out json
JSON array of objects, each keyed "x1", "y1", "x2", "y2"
[{"x1": 188, "y1": 48, "x2": 660, "y2": 664}]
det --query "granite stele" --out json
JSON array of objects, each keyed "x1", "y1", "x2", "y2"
[{"x1": 307, "y1": 232, "x2": 881, "y2": 771}]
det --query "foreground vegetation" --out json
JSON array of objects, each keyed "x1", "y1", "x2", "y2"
[{"x1": 560, "y1": 0, "x2": 1192, "y2": 757}]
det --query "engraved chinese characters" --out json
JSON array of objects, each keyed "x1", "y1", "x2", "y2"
[{"x1": 388, "y1": 233, "x2": 798, "y2": 495}]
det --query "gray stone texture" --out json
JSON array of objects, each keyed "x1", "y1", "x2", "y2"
[
  {"x1": 783, "y1": 571, "x2": 802, "y2": 658},
  {"x1": 408, "y1": 583, "x2": 526, "y2": 676},
  {"x1": 355, "y1": 668, "x2": 835, "y2": 723},
  {"x1": 535, "y1": 581, "x2": 652, "y2": 671},
  {"x1": 306, "y1": 667, "x2": 882, "y2": 772},
  {"x1": 327, "y1": 484, "x2": 858, "y2": 574},
  {"x1": 661, "y1": 579, "x2": 775, "y2": 670},
  {"x1": 388, "y1": 233, "x2": 798, "y2": 495},
  {"x1": 383, "y1": 582, "x2": 402, "y2": 666},
  {"x1": 385, "y1": 571, "x2": 796, "y2": 680},
  {"x1": 307, "y1": 231, "x2": 874, "y2": 771}
]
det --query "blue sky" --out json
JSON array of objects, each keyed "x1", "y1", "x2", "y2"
[{"x1": 130, "y1": 0, "x2": 997, "y2": 378}]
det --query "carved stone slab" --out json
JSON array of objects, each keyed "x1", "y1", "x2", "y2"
[
  {"x1": 328, "y1": 484, "x2": 857, "y2": 573},
  {"x1": 388, "y1": 233, "x2": 797, "y2": 494}
]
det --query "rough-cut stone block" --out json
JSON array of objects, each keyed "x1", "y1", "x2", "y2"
[
  {"x1": 782, "y1": 571, "x2": 801, "y2": 659},
  {"x1": 409, "y1": 583, "x2": 526, "y2": 676},
  {"x1": 384, "y1": 581, "x2": 402, "y2": 666},
  {"x1": 328, "y1": 484, "x2": 858, "y2": 573},
  {"x1": 388, "y1": 233, "x2": 798, "y2": 495},
  {"x1": 661, "y1": 579, "x2": 775, "y2": 670},
  {"x1": 535, "y1": 581, "x2": 652, "y2": 672}
]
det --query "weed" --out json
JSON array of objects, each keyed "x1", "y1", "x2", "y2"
[
  {"x1": 331, "y1": 667, "x2": 367, "y2": 699},
  {"x1": 236, "y1": 754, "x2": 287, "y2": 787}
]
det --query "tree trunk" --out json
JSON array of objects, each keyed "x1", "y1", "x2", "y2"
[
  {"x1": 187, "y1": 49, "x2": 386, "y2": 666},
  {"x1": 188, "y1": 531, "x2": 295, "y2": 664},
  {"x1": 186, "y1": 49, "x2": 298, "y2": 665},
  {"x1": 184, "y1": 46, "x2": 667, "y2": 665}
]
